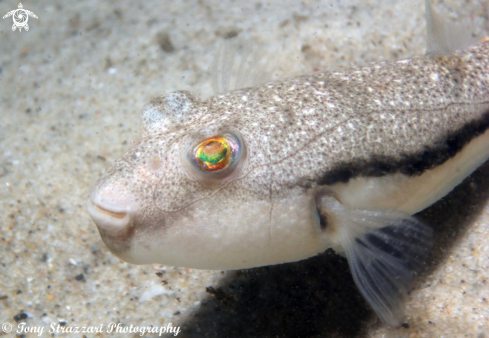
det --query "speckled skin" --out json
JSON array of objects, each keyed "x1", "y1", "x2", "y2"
[{"x1": 89, "y1": 42, "x2": 489, "y2": 269}]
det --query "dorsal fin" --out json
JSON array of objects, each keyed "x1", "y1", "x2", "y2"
[
  {"x1": 212, "y1": 39, "x2": 274, "y2": 95},
  {"x1": 425, "y1": 0, "x2": 477, "y2": 55}
]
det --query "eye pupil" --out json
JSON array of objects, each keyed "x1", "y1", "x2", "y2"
[
  {"x1": 195, "y1": 137, "x2": 231, "y2": 171},
  {"x1": 201, "y1": 141, "x2": 228, "y2": 164}
]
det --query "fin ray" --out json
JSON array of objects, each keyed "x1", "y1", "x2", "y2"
[
  {"x1": 316, "y1": 193, "x2": 433, "y2": 326},
  {"x1": 212, "y1": 38, "x2": 276, "y2": 95},
  {"x1": 425, "y1": 0, "x2": 477, "y2": 54},
  {"x1": 341, "y1": 213, "x2": 432, "y2": 326}
]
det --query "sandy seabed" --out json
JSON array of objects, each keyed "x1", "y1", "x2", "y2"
[{"x1": 0, "y1": 0, "x2": 488, "y2": 337}]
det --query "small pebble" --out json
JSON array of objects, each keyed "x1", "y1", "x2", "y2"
[
  {"x1": 75, "y1": 273, "x2": 85, "y2": 281},
  {"x1": 13, "y1": 312, "x2": 28, "y2": 322}
]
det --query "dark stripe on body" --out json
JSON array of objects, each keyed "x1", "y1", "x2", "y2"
[{"x1": 317, "y1": 111, "x2": 489, "y2": 186}]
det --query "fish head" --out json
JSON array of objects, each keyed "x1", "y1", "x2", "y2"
[{"x1": 87, "y1": 90, "x2": 321, "y2": 269}]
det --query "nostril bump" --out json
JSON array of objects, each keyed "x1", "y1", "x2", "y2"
[{"x1": 148, "y1": 154, "x2": 163, "y2": 171}]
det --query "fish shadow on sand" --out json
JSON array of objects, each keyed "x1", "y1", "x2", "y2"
[{"x1": 178, "y1": 160, "x2": 489, "y2": 338}]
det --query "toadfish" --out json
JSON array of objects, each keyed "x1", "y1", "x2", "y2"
[{"x1": 87, "y1": 1, "x2": 489, "y2": 327}]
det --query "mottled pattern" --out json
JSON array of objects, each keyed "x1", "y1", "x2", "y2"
[{"x1": 118, "y1": 43, "x2": 489, "y2": 208}]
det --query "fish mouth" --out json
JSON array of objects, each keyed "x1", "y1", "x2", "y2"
[
  {"x1": 87, "y1": 199, "x2": 131, "y2": 234},
  {"x1": 91, "y1": 202, "x2": 127, "y2": 219}
]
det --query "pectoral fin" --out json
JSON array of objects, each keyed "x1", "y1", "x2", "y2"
[{"x1": 315, "y1": 190, "x2": 433, "y2": 327}]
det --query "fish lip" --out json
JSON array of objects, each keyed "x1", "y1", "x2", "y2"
[
  {"x1": 90, "y1": 200, "x2": 127, "y2": 219},
  {"x1": 87, "y1": 199, "x2": 131, "y2": 233}
]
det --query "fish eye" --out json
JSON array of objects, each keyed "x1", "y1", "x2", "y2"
[{"x1": 189, "y1": 133, "x2": 242, "y2": 176}]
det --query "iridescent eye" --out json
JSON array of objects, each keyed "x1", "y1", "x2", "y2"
[{"x1": 192, "y1": 134, "x2": 241, "y2": 173}]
